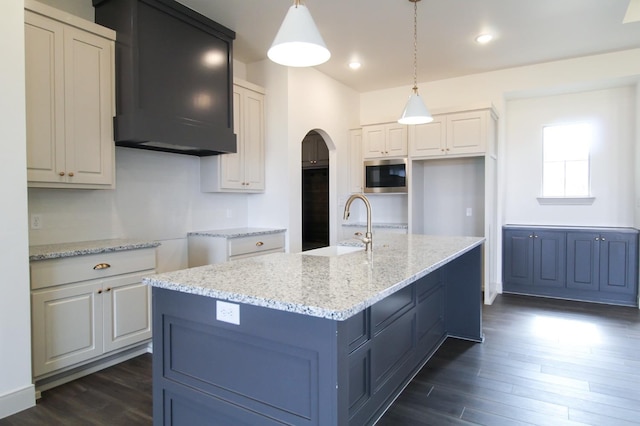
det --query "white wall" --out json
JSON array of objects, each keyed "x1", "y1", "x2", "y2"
[
  {"x1": 247, "y1": 62, "x2": 360, "y2": 253},
  {"x1": 505, "y1": 86, "x2": 636, "y2": 226},
  {"x1": 0, "y1": 0, "x2": 35, "y2": 418},
  {"x1": 29, "y1": 148, "x2": 250, "y2": 272}
]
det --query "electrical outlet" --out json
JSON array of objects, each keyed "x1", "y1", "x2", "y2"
[
  {"x1": 466, "y1": 208, "x2": 472, "y2": 217},
  {"x1": 31, "y1": 214, "x2": 43, "y2": 229},
  {"x1": 216, "y1": 300, "x2": 240, "y2": 325}
]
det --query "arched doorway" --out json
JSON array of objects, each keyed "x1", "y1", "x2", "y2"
[{"x1": 301, "y1": 131, "x2": 329, "y2": 251}]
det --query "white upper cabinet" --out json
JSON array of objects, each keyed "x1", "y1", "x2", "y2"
[
  {"x1": 201, "y1": 79, "x2": 265, "y2": 193},
  {"x1": 409, "y1": 108, "x2": 496, "y2": 159},
  {"x1": 362, "y1": 123, "x2": 408, "y2": 159},
  {"x1": 25, "y1": 1, "x2": 115, "y2": 189}
]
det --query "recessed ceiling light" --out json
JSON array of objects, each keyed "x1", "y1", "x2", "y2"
[
  {"x1": 475, "y1": 34, "x2": 493, "y2": 44},
  {"x1": 348, "y1": 61, "x2": 361, "y2": 70}
]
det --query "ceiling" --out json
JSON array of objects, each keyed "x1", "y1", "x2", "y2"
[{"x1": 177, "y1": 0, "x2": 640, "y2": 93}]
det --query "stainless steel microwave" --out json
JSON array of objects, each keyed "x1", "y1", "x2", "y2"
[{"x1": 363, "y1": 158, "x2": 408, "y2": 193}]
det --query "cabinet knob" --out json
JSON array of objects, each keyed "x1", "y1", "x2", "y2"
[
  {"x1": 93, "y1": 263, "x2": 111, "y2": 270},
  {"x1": 354, "y1": 232, "x2": 363, "y2": 236},
  {"x1": 105, "y1": 287, "x2": 111, "y2": 292},
  {"x1": 256, "y1": 241, "x2": 264, "y2": 247},
  {"x1": 529, "y1": 234, "x2": 533, "y2": 238},
  {"x1": 534, "y1": 235, "x2": 538, "y2": 238},
  {"x1": 68, "y1": 172, "x2": 74, "y2": 177},
  {"x1": 59, "y1": 172, "x2": 65, "y2": 176},
  {"x1": 595, "y1": 237, "x2": 600, "y2": 241},
  {"x1": 97, "y1": 289, "x2": 103, "y2": 294},
  {"x1": 601, "y1": 237, "x2": 605, "y2": 241}
]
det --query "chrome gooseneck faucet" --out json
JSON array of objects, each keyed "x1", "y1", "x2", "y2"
[{"x1": 343, "y1": 194, "x2": 373, "y2": 251}]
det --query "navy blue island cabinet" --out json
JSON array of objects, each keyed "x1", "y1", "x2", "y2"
[
  {"x1": 151, "y1": 245, "x2": 483, "y2": 425},
  {"x1": 503, "y1": 226, "x2": 638, "y2": 306}
]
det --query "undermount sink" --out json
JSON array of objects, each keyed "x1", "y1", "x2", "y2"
[{"x1": 301, "y1": 246, "x2": 364, "y2": 257}]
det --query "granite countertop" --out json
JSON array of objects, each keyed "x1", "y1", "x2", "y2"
[
  {"x1": 145, "y1": 234, "x2": 484, "y2": 321},
  {"x1": 29, "y1": 239, "x2": 160, "y2": 261},
  {"x1": 188, "y1": 227, "x2": 287, "y2": 238},
  {"x1": 342, "y1": 222, "x2": 408, "y2": 229}
]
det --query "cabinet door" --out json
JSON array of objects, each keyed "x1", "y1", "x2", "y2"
[
  {"x1": 25, "y1": 11, "x2": 66, "y2": 184},
  {"x1": 385, "y1": 124, "x2": 407, "y2": 156},
  {"x1": 599, "y1": 232, "x2": 638, "y2": 295},
  {"x1": 567, "y1": 232, "x2": 599, "y2": 291},
  {"x1": 241, "y1": 87, "x2": 265, "y2": 190},
  {"x1": 362, "y1": 125, "x2": 386, "y2": 159},
  {"x1": 349, "y1": 129, "x2": 363, "y2": 193},
  {"x1": 103, "y1": 272, "x2": 152, "y2": 352},
  {"x1": 32, "y1": 282, "x2": 103, "y2": 377},
  {"x1": 63, "y1": 26, "x2": 114, "y2": 186},
  {"x1": 409, "y1": 116, "x2": 445, "y2": 158},
  {"x1": 533, "y1": 231, "x2": 566, "y2": 288},
  {"x1": 446, "y1": 110, "x2": 487, "y2": 156},
  {"x1": 503, "y1": 229, "x2": 534, "y2": 286},
  {"x1": 220, "y1": 88, "x2": 244, "y2": 190}
]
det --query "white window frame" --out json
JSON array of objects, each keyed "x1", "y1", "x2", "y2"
[{"x1": 537, "y1": 122, "x2": 595, "y2": 205}]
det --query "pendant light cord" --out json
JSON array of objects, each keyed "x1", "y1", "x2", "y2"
[{"x1": 412, "y1": 0, "x2": 419, "y2": 93}]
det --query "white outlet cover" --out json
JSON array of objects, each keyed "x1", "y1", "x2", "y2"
[{"x1": 216, "y1": 300, "x2": 240, "y2": 325}]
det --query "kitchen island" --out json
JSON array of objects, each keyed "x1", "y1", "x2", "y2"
[{"x1": 145, "y1": 234, "x2": 484, "y2": 425}]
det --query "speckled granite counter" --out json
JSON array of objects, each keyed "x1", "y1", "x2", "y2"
[
  {"x1": 187, "y1": 227, "x2": 286, "y2": 238},
  {"x1": 29, "y1": 239, "x2": 160, "y2": 261},
  {"x1": 145, "y1": 234, "x2": 483, "y2": 320},
  {"x1": 341, "y1": 222, "x2": 408, "y2": 230}
]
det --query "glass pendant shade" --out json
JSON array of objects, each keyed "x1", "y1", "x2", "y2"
[
  {"x1": 398, "y1": 91, "x2": 433, "y2": 125},
  {"x1": 268, "y1": 3, "x2": 331, "y2": 67}
]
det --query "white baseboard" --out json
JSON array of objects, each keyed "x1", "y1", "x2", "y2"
[{"x1": 0, "y1": 384, "x2": 35, "y2": 419}]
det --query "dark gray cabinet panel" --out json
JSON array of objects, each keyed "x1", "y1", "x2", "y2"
[
  {"x1": 504, "y1": 226, "x2": 638, "y2": 306},
  {"x1": 503, "y1": 229, "x2": 566, "y2": 289}
]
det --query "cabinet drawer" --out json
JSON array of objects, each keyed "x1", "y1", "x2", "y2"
[
  {"x1": 30, "y1": 248, "x2": 156, "y2": 290},
  {"x1": 227, "y1": 233, "x2": 285, "y2": 258}
]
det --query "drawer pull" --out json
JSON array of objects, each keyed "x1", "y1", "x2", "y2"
[
  {"x1": 255, "y1": 241, "x2": 264, "y2": 247},
  {"x1": 93, "y1": 263, "x2": 111, "y2": 270}
]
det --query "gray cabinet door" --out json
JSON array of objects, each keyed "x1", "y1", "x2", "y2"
[
  {"x1": 599, "y1": 232, "x2": 638, "y2": 295},
  {"x1": 503, "y1": 229, "x2": 534, "y2": 287},
  {"x1": 567, "y1": 232, "x2": 600, "y2": 291},
  {"x1": 532, "y1": 231, "x2": 566, "y2": 288}
]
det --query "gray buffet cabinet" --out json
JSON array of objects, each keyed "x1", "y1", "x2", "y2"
[
  {"x1": 144, "y1": 234, "x2": 484, "y2": 425},
  {"x1": 503, "y1": 225, "x2": 639, "y2": 306}
]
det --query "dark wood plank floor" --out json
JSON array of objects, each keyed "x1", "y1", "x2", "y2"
[{"x1": 2, "y1": 294, "x2": 639, "y2": 425}]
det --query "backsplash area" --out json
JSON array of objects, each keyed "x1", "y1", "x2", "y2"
[{"x1": 27, "y1": 147, "x2": 249, "y2": 272}]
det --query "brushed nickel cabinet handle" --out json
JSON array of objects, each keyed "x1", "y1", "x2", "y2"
[
  {"x1": 93, "y1": 263, "x2": 111, "y2": 270},
  {"x1": 256, "y1": 241, "x2": 264, "y2": 247}
]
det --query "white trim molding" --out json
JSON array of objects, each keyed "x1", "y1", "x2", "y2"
[
  {"x1": 0, "y1": 384, "x2": 35, "y2": 419},
  {"x1": 537, "y1": 197, "x2": 596, "y2": 205}
]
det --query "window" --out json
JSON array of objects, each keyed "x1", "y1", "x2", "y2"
[{"x1": 541, "y1": 123, "x2": 591, "y2": 198}]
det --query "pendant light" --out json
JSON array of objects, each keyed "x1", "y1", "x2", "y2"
[
  {"x1": 268, "y1": 0, "x2": 331, "y2": 67},
  {"x1": 398, "y1": 0, "x2": 433, "y2": 125}
]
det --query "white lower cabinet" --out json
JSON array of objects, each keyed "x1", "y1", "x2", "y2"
[
  {"x1": 30, "y1": 248, "x2": 155, "y2": 379},
  {"x1": 188, "y1": 230, "x2": 286, "y2": 267}
]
